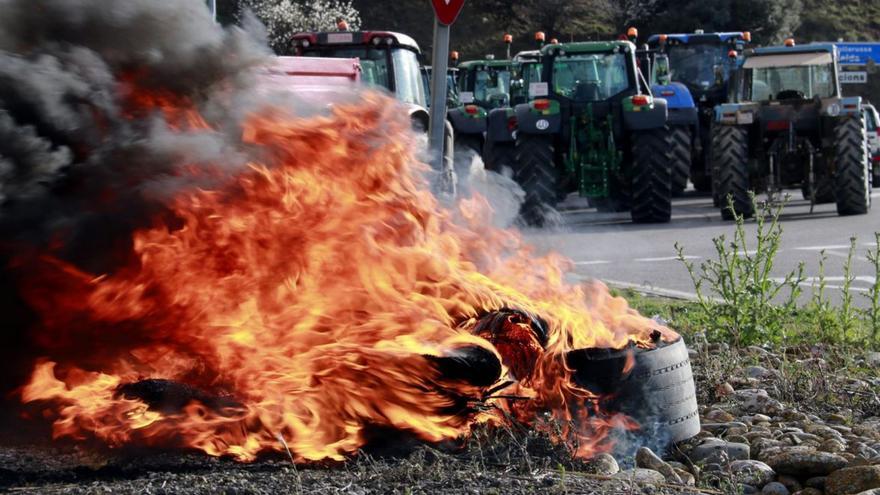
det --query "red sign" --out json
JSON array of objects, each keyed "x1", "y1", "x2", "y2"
[{"x1": 431, "y1": 0, "x2": 465, "y2": 25}]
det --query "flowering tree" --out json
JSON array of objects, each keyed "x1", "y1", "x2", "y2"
[{"x1": 238, "y1": 0, "x2": 361, "y2": 52}]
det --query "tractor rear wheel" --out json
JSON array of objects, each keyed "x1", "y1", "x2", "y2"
[
  {"x1": 630, "y1": 128, "x2": 673, "y2": 223},
  {"x1": 484, "y1": 140, "x2": 516, "y2": 172},
  {"x1": 801, "y1": 175, "x2": 835, "y2": 204},
  {"x1": 713, "y1": 125, "x2": 753, "y2": 220},
  {"x1": 834, "y1": 115, "x2": 871, "y2": 216},
  {"x1": 670, "y1": 125, "x2": 692, "y2": 196},
  {"x1": 514, "y1": 134, "x2": 558, "y2": 225}
]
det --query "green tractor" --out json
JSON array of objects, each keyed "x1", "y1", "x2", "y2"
[
  {"x1": 512, "y1": 40, "x2": 674, "y2": 223},
  {"x1": 712, "y1": 41, "x2": 871, "y2": 219}
]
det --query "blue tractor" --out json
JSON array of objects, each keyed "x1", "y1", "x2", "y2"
[
  {"x1": 647, "y1": 31, "x2": 751, "y2": 198},
  {"x1": 632, "y1": 29, "x2": 698, "y2": 195}
]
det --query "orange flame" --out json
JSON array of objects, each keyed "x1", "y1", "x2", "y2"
[{"x1": 19, "y1": 90, "x2": 677, "y2": 462}]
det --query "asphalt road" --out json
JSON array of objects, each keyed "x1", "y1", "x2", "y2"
[{"x1": 522, "y1": 189, "x2": 880, "y2": 306}]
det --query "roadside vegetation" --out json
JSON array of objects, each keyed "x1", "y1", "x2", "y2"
[{"x1": 616, "y1": 197, "x2": 880, "y2": 349}]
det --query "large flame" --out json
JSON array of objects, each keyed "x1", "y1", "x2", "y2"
[{"x1": 18, "y1": 90, "x2": 676, "y2": 462}]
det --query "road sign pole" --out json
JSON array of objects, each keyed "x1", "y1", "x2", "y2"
[{"x1": 428, "y1": 18, "x2": 451, "y2": 182}]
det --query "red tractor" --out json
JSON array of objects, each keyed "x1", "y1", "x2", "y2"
[{"x1": 291, "y1": 30, "x2": 455, "y2": 176}]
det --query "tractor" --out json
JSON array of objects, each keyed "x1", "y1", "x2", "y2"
[
  {"x1": 483, "y1": 32, "x2": 552, "y2": 173},
  {"x1": 712, "y1": 41, "x2": 871, "y2": 220},
  {"x1": 291, "y1": 29, "x2": 455, "y2": 179},
  {"x1": 448, "y1": 34, "x2": 521, "y2": 162},
  {"x1": 512, "y1": 40, "x2": 674, "y2": 224},
  {"x1": 420, "y1": 64, "x2": 459, "y2": 109},
  {"x1": 647, "y1": 31, "x2": 750, "y2": 198}
]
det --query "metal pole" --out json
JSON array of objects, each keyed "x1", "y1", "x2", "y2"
[{"x1": 428, "y1": 18, "x2": 450, "y2": 174}]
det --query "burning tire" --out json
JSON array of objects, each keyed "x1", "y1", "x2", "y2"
[
  {"x1": 567, "y1": 337, "x2": 700, "y2": 449},
  {"x1": 714, "y1": 125, "x2": 753, "y2": 220},
  {"x1": 834, "y1": 115, "x2": 871, "y2": 216},
  {"x1": 670, "y1": 126, "x2": 692, "y2": 196},
  {"x1": 514, "y1": 134, "x2": 558, "y2": 225},
  {"x1": 630, "y1": 128, "x2": 673, "y2": 223}
]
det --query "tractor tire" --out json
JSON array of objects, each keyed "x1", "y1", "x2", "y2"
[
  {"x1": 514, "y1": 134, "x2": 558, "y2": 226},
  {"x1": 833, "y1": 115, "x2": 871, "y2": 216},
  {"x1": 713, "y1": 125, "x2": 753, "y2": 220},
  {"x1": 630, "y1": 128, "x2": 673, "y2": 223},
  {"x1": 484, "y1": 140, "x2": 516, "y2": 173},
  {"x1": 670, "y1": 125, "x2": 692, "y2": 196},
  {"x1": 801, "y1": 175, "x2": 835, "y2": 204}
]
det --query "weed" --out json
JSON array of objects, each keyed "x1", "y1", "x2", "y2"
[
  {"x1": 864, "y1": 232, "x2": 880, "y2": 345},
  {"x1": 676, "y1": 196, "x2": 805, "y2": 345}
]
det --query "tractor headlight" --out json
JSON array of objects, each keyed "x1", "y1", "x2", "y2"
[
  {"x1": 826, "y1": 103, "x2": 840, "y2": 117},
  {"x1": 372, "y1": 37, "x2": 382, "y2": 46},
  {"x1": 301, "y1": 40, "x2": 310, "y2": 48}
]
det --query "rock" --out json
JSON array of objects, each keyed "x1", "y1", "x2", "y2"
[
  {"x1": 778, "y1": 474, "x2": 803, "y2": 493},
  {"x1": 612, "y1": 468, "x2": 665, "y2": 484},
  {"x1": 765, "y1": 449, "x2": 849, "y2": 477},
  {"x1": 717, "y1": 382, "x2": 736, "y2": 397},
  {"x1": 746, "y1": 366, "x2": 774, "y2": 379},
  {"x1": 706, "y1": 409, "x2": 737, "y2": 422},
  {"x1": 729, "y1": 435, "x2": 752, "y2": 445},
  {"x1": 735, "y1": 389, "x2": 785, "y2": 415},
  {"x1": 636, "y1": 447, "x2": 682, "y2": 484},
  {"x1": 822, "y1": 439, "x2": 848, "y2": 453},
  {"x1": 691, "y1": 439, "x2": 751, "y2": 464},
  {"x1": 826, "y1": 466, "x2": 880, "y2": 495},
  {"x1": 703, "y1": 422, "x2": 750, "y2": 434},
  {"x1": 853, "y1": 490, "x2": 880, "y2": 495},
  {"x1": 795, "y1": 488, "x2": 823, "y2": 495},
  {"x1": 741, "y1": 484, "x2": 759, "y2": 494},
  {"x1": 753, "y1": 414, "x2": 772, "y2": 423},
  {"x1": 587, "y1": 453, "x2": 619, "y2": 475},
  {"x1": 866, "y1": 352, "x2": 880, "y2": 367},
  {"x1": 763, "y1": 482, "x2": 791, "y2": 495},
  {"x1": 730, "y1": 460, "x2": 777, "y2": 487},
  {"x1": 805, "y1": 477, "x2": 826, "y2": 490},
  {"x1": 829, "y1": 413, "x2": 850, "y2": 424},
  {"x1": 674, "y1": 468, "x2": 696, "y2": 486}
]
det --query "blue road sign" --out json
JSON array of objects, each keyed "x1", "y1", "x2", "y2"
[{"x1": 836, "y1": 43, "x2": 880, "y2": 66}]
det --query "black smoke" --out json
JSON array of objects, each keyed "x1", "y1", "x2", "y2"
[{"x1": 0, "y1": 0, "x2": 270, "y2": 399}]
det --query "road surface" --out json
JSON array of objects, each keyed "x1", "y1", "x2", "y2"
[{"x1": 522, "y1": 189, "x2": 880, "y2": 305}]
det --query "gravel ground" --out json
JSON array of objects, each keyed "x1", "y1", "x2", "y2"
[{"x1": 2, "y1": 340, "x2": 880, "y2": 495}]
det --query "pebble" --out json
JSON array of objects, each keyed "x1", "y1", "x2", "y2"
[
  {"x1": 746, "y1": 365, "x2": 775, "y2": 379},
  {"x1": 826, "y1": 465, "x2": 880, "y2": 495},
  {"x1": 865, "y1": 352, "x2": 880, "y2": 367},
  {"x1": 587, "y1": 453, "x2": 619, "y2": 475},
  {"x1": 716, "y1": 382, "x2": 736, "y2": 396},
  {"x1": 796, "y1": 488, "x2": 823, "y2": 495},
  {"x1": 764, "y1": 449, "x2": 849, "y2": 476},
  {"x1": 762, "y1": 481, "x2": 791, "y2": 495},
  {"x1": 611, "y1": 468, "x2": 665, "y2": 484},
  {"x1": 730, "y1": 459, "x2": 777, "y2": 487},
  {"x1": 635, "y1": 447, "x2": 682, "y2": 484},
  {"x1": 691, "y1": 439, "x2": 751, "y2": 464}
]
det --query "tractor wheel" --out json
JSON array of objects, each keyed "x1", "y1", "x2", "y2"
[
  {"x1": 670, "y1": 125, "x2": 692, "y2": 196},
  {"x1": 713, "y1": 125, "x2": 753, "y2": 220},
  {"x1": 484, "y1": 140, "x2": 516, "y2": 172},
  {"x1": 801, "y1": 175, "x2": 835, "y2": 204},
  {"x1": 514, "y1": 134, "x2": 558, "y2": 225},
  {"x1": 833, "y1": 115, "x2": 871, "y2": 216},
  {"x1": 630, "y1": 128, "x2": 673, "y2": 223}
]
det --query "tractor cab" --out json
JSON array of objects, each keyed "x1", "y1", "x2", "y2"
[
  {"x1": 456, "y1": 59, "x2": 519, "y2": 111},
  {"x1": 420, "y1": 66, "x2": 459, "y2": 108},
  {"x1": 647, "y1": 31, "x2": 749, "y2": 104},
  {"x1": 292, "y1": 31, "x2": 426, "y2": 108},
  {"x1": 513, "y1": 50, "x2": 543, "y2": 106}
]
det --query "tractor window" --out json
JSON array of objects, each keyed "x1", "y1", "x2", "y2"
[
  {"x1": 522, "y1": 62, "x2": 542, "y2": 85},
  {"x1": 552, "y1": 53, "x2": 629, "y2": 101},
  {"x1": 391, "y1": 48, "x2": 426, "y2": 106},
  {"x1": 473, "y1": 69, "x2": 512, "y2": 107},
  {"x1": 749, "y1": 63, "x2": 835, "y2": 100},
  {"x1": 303, "y1": 47, "x2": 391, "y2": 91},
  {"x1": 666, "y1": 44, "x2": 731, "y2": 90}
]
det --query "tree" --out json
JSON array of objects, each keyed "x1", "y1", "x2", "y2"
[{"x1": 237, "y1": 0, "x2": 361, "y2": 52}]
